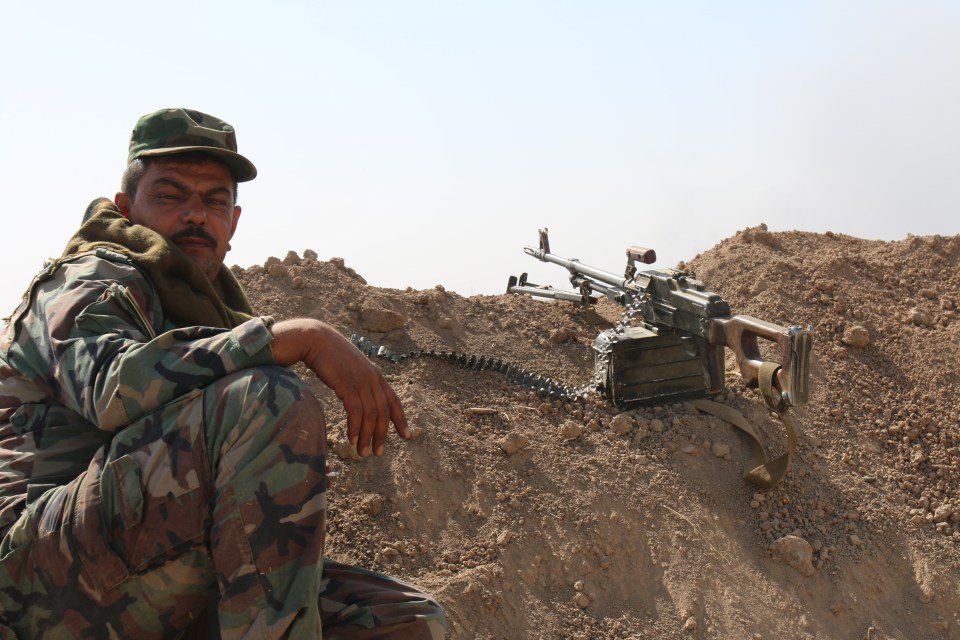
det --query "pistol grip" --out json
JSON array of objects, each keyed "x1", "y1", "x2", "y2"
[{"x1": 704, "y1": 344, "x2": 726, "y2": 395}]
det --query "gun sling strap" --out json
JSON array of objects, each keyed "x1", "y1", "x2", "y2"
[{"x1": 691, "y1": 361, "x2": 797, "y2": 489}]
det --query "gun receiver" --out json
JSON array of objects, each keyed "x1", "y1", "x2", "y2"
[{"x1": 507, "y1": 228, "x2": 813, "y2": 410}]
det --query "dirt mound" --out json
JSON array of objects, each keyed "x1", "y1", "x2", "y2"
[{"x1": 234, "y1": 229, "x2": 960, "y2": 639}]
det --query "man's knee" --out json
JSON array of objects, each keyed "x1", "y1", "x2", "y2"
[
  {"x1": 204, "y1": 366, "x2": 326, "y2": 456},
  {"x1": 212, "y1": 365, "x2": 323, "y2": 421}
]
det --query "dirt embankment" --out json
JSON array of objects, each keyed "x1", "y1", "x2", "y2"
[{"x1": 235, "y1": 225, "x2": 960, "y2": 639}]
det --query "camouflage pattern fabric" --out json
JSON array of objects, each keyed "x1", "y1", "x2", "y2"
[
  {"x1": 0, "y1": 247, "x2": 444, "y2": 638},
  {"x1": 318, "y1": 560, "x2": 447, "y2": 640},
  {"x1": 127, "y1": 107, "x2": 258, "y2": 182}
]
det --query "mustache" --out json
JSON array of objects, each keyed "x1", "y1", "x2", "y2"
[{"x1": 170, "y1": 227, "x2": 217, "y2": 249}]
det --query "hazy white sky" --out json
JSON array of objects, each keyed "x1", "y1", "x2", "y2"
[{"x1": 2, "y1": 1, "x2": 958, "y2": 318}]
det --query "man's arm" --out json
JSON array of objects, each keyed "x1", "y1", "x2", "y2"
[
  {"x1": 269, "y1": 318, "x2": 409, "y2": 457},
  {"x1": 7, "y1": 255, "x2": 277, "y2": 429},
  {"x1": 11, "y1": 254, "x2": 406, "y2": 456}
]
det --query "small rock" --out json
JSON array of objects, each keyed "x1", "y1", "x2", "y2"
[
  {"x1": 841, "y1": 325, "x2": 870, "y2": 348},
  {"x1": 497, "y1": 530, "x2": 513, "y2": 545},
  {"x1": 266, "y1": 262, "x2": 288, "y2": 277},
  {"x1": 683, "y1": 616, "x2": 698, "y2": 632},
  {"x1": 303, "y1": 249, "x2": 319, "y2": 261},
  {"x1": 907, "y1": 308, "x2": 933, "y2": 327},
  {"x1": 360, "y1": 494, "x2": 384, "y2": 516},
  {"x1": 282, "y1": 250, "x2": 302, "y2": 266},
  {"x1": 711, "y1": 442, "x2": 731, "y2": 458},
  {"x1": 933, "y1": 504, "x2": 954, "y2": 521},
  {"x1": 500, "y1": 433, "x2": 529, "y2": 455},
  {"x1": 574, "y1": 592, "x2": 590, "y2": 608},
  {"x1": 814, "y1": 279, "x2": 836, "y2": 293},
  {"x1": 910, "y1": 450, "x2": 928, "y2": 468},
  {"x1": 560, "y1": 421, "x2": 583, "y2": 440},
  {"x1": 770, "y1": 535, "x2": 815, "y2": 577},
  {"x1": 609, "y1": 414, "x2": 634, "y2": 436},
  {"x1": 332, "y1": 439, "x2": 363, "y2": 461},
  {"x1": 291, "y1": 276, "x2": 306, "y2": 289},
  {"x1": 650, "y1": 419, "x2": 665, "y2": 433},
  {"x1": 549, "y1": 327, "x2": 577, "y2": 344}
]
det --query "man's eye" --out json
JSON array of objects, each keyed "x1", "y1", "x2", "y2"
[{"x1": 158, "y1": 194, "x2": 181, "y2": 201}]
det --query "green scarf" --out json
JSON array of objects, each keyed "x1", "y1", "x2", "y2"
[{"x1": 62, "y1": 198, "x2": 254, "y2": 329}]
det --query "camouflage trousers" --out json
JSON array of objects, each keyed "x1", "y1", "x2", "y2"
[{"x1": 0, "y1": 366, "x2": 445, "y2": 639}]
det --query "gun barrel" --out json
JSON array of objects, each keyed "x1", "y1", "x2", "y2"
[{"x1": 523, "y1": 246, "x2": 630, "y2": 291}]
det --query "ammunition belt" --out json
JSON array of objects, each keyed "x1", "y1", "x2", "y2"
[{"x1": 351, "y1": 335, "x2": 596, "y2": 402}]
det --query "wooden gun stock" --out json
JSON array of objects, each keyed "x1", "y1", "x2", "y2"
[{"x1": 706, "y1": 315, "x2": 813, "y2": 408}]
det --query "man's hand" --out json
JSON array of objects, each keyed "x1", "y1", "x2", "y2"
[{"x1": 270, "y1": 318, "x2": 409, "y2": 456}]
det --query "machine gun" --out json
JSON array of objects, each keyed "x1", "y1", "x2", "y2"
[{"x1": 507, "y1": 229, "x2": 813, "y2": 412}]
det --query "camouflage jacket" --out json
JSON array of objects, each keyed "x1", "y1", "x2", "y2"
[{"x1": 0, "y1": 248, "x2": 278, "y2": 534}]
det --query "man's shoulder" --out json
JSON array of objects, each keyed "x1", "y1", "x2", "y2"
[
  {"x1": 49, "y1": 250, "x2": 147, "y2": 288},
  {"x1": 10, "y1": 252, "x2": 155, "y2": 329}
]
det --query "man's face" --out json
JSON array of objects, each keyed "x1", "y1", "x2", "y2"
[{"x1": 115, "y1": 158, "x2": 241, "y2": 281}]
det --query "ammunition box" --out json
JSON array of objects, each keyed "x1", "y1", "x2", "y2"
[{"x1": 594, "y1": 325, "x2": 713, "y2": 408}]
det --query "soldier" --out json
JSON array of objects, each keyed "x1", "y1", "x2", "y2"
[{"x1": 0, "y1": 108, "x2": 446, "y2": 639}]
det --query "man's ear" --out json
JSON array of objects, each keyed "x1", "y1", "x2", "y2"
[
  {"x1": 114, "y1": 192, "x2": 131, "y2": 219},
  {"x1": 228, "y1": 205, "x2": 242, "y2": 242}
]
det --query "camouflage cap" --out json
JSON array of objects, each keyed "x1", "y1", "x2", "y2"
[{"x1": 127, "y1": 108, "x2": 257, "y2": 182}]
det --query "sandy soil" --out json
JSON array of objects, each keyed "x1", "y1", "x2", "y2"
[{"x1": 234, "y1": 224, "x2": 960, "y2": 639}]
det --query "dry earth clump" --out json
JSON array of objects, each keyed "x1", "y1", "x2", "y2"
[{"x1": 234, "y1": 226, "x2": 960, "y2": 639}]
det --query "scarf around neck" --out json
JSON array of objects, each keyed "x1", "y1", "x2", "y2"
[{"x1": 61, "y1": 198, "x2": 254, "y2": 329}]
